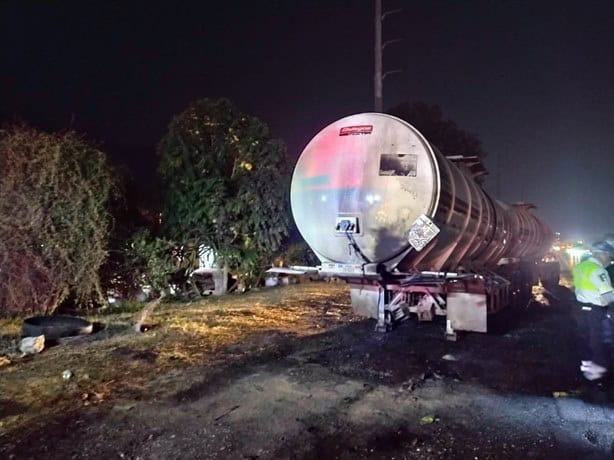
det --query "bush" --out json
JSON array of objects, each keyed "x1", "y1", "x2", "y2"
[
  {"x1": 0, "y1": 126, "x2": 115, "y2": 315},
  {"x1": 158, "y1": 98, "x2": 290, "y2": 290},
  {"x1": 275, "y1": 242, "x2": 319, "y2": 267},
  {"x1": 124, "y1": 229, "x2": 199, "y2": 296}
]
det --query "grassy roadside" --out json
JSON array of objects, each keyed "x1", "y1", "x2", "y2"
[{"x1": 0, "y1": 283, "x2": 351, "y2": 436}]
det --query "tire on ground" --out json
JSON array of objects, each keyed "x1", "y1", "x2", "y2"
[{"x1": 22, "y1": 315, "x2": 93, "y2": 340}]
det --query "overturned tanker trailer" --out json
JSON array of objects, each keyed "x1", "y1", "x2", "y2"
[{"x1": 290, "y1": 113, "x2": 559, "y2": 338}]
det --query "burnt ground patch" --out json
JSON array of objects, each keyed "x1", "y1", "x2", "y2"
[{"x1": 1, "y1": 283, "x2": 612, "y2": 459}]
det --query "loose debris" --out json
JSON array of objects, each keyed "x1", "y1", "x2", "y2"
[
  {"x1": 552, "y1": 391, "x2": 580, "y2": 398},
  {"x1": 420, "y1": 415, "x2": 437, "y2": 425},
  {"x1": 441, "y1": 354, "x2": 458, "y2": 361},
  {"x1": 134, "y1": 295, "x2": 164, "y2": 333},
  {"x1": 112, "y1": 402, "x2": 136, "y2": 412},
  {"x1": 214, "y1": 404, "x2": 240, "y2": 421},
  {"x1": 19, "y1": 335, "x2": 45, "y2": 355}
]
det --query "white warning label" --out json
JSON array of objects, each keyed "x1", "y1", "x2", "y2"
[{"x1": 408, "y1": 214, "x2": 440, "y2": 252}]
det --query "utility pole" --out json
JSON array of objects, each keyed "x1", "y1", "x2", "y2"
[
  {"x1": 374, "y1": 0, "x2": 383, "y2": 112},
  {"x1": 374, "y1": 0, "x2": 402, "y2": 112}
]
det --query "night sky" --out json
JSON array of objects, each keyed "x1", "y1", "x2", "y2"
[{"x1": 2, "y1": 1, "x2": 613, "y2": 241}]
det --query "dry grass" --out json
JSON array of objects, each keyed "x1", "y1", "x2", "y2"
[{"x1": 0, "y1": 283, "x2": 352, "y2": 435}]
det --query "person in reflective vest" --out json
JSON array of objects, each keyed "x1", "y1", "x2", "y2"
[{"x1": 572, "y1": 240, "x2": 614, "y2": 381}]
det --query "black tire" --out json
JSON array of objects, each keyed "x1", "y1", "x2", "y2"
[{"x1": 22, "y1": 315, "x2": 93, "y2": 340}]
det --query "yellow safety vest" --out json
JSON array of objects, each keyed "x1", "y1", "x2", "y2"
[{"x1": 573, "y1": 257, "x2": 613, "y2": 306}]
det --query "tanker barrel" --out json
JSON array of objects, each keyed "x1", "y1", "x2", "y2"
[{"x1": 290, "y1": 113, "x2": 554, "y2": 273}]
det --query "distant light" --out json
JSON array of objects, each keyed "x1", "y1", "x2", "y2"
[
  {"x1": 566, "y1": 247, "x2": 588, "y2": 257},
  {"x1": 320, "y1": 194, "x2": 327, "y2": 202},
  {"x1": 365, "y1": 193, "x2": 381, "y2": 205}
]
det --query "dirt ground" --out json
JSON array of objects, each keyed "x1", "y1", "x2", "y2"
[{"x1": 2, "y1": 281, "x2": 614, "y2": 459}]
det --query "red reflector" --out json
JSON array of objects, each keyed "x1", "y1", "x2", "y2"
[{"x1": 339, "y1": 125, "x2": 373, "y2": 136}]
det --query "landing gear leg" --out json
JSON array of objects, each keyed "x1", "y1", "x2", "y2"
[
  {"x1": 375, "y1": 291, "x2": 391, "y2": 332},
  {"x1": 445, "y1": 319, "x2": 457, "y2": 341}
]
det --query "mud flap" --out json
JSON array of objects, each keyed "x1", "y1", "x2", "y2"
[
  {"x1": 447, "y1": 292, "x2": 487, "y2": 338},
  {"x1": 349, "y1": 285, "x2": 390, "y2": 332}
]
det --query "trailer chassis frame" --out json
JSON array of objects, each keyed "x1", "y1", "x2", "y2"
[{"x1": 341, "y1": 270, "x2": 512, "y2": 339}]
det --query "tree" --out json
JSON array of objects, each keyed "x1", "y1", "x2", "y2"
[
  {"x1": 0, "y1": 126, "x2": 115, "y2": 315},
  {"x1": 387, "y1": 101, "x2": 487, "y2": 159},
  {"x1": 158, "y1": 98, "x2": 290, "y2": 288}
]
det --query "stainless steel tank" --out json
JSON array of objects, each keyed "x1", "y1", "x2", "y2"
[{"x1": 290, "y1": 113, "x2": 553, "y2": 272}]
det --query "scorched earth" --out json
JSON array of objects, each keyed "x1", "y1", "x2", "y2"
[{"x1": 1, "y1": 282, "x2": 613, "y2": 459}]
